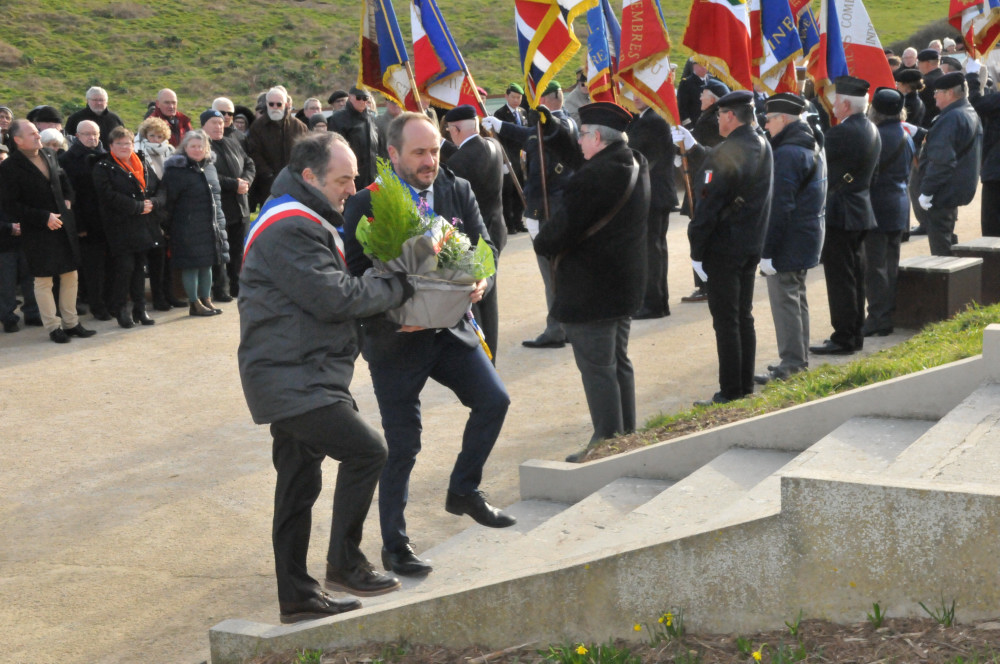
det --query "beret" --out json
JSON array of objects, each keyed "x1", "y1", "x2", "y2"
[
  {"x1": 894, "y1": 69, "x2": 923, "y2": 85},
  {"x1": 543, "y1": 80, "x2": 562, "y2": 96},
  {"x1": 327, "y1": 89, "x2": 349, "y2": 104},
  {"x1": 872, "y1": 87, "x2": 905, "y2": 115},
  {"x1": 579, "y1": 101, "x2": 632, "y2": 132},
  {"x1": 506, "y1": 82, "x2": 525, "y2": 95},
  {"x1": 308, "y1": 114, "x2": 328, "y2": 130},
  {"x1": 941, "y1": 56, "x2": 963, "y2": 71},
  {"x1": 200, "y1": 109, "x2": 223, "y2": 126},
  {"x1": 704, "y1": 79, "x2": 731, "y2": 99},
  {"x1": 918, "y1": 48, "x2": 940, "y2": 62},
  {"x1": 716, "y1": 90, "x2": 754, "y2": 108},
  {"x1": 443, "y1": 104, "x2": 477, "y2": 123},
  {"x1": 26, "y1": 105, "x2": 61, "y2": 124},
  {"x1": 834, "y1": 75, "x2": 870, "y2": 96},
  {"x1": 934, "y1": 71, "x2": 966, "y2": 90},
  {"x1": 765, "y1": 92, "x2": 806, "y2": 115}
]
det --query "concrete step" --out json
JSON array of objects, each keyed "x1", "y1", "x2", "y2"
[{"x1": 886, "y1": 383, "x2": 1000, "y2": 484}]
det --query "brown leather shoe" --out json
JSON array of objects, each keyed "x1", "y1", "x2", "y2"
[{"x1": 278, "y1": 591, "x2": 361, "y2": 624}]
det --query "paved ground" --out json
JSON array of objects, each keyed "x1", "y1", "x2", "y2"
[{"x1": 0, "y1": 201, "x2": 982, "y2": 664}]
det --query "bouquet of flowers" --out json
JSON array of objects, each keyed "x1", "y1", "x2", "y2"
[{"x1": 355, "y1": 158, "x2": 496, "y2": 328}]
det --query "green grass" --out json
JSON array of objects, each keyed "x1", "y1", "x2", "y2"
[{"x1": 0, "y1": 0, "x2": 949, "y2": 129}]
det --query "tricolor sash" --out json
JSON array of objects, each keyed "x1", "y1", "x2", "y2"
[{"x1": 243, "y1": 194, "x2": 346, "y2": 266}]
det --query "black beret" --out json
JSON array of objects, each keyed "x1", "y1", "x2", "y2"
[
  {"x1": 327, "y1": 89, "x2": 349, "y2": 104},
  {"x1": 308, "y1": 114, "x2": 328, "y2": 130},
  {"x1": 941, "y1": 56, "x2": 963, "y2": 71},
  {"x1": 872, "y1": 87, "x2": 905, "y2": 115},
  {"x1": 716, "y1": 90, "x2": 754, "y2": 108},
  {"x1": 894, "y1": 69, "x2": 923, "y2": 85},
  {"x1": 443, "y1": 104, "x2": 477, "y2": 123},
  {"x1": 26, "y1": 105, "x2": 61, "y2": 124},
  {"x1": 349, "y1": 85, "x2": 371, "y2": 100},
  {"x1": 918, "y1": 48, "x2": 940, "y2": 62},
  {"x1": 765, "y1": 92, "x2": 806, "y2": 115},
  {"x1": 200, "y1": 109, "x2": 223, "y2": 126},
  {"x1": 579, "y1": 101, "x2": 632, "y2": 132},
  {"x1": 704, "y1": 79, "x2": 731, "y2": 99},
  {"x1": 934, "y1": 71, "x2": 966, "y2": 90},
  {"x1": 834, "y1": 75, "x2": 870, "y2": 96}
]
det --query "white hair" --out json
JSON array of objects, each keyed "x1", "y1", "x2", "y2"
[
  {"x1": 838, "y1": 94, "x2": 868, "y2": 115},
  {"x1": 212, "y1": 97, "x2": 234, "y2": 111},
  {"x1": 86, "y1": 86, "x2": 107, "y2": 100}
]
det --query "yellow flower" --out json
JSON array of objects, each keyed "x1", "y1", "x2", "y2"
[
  {"x1": 576, "y1": 644, "x2": 588, "y2": 655},
  {"x1": 634, "y1": 623, "x2": 642, "y2": 632},
  {"x1": 666, "y1": 612, "x2": 673, "y2": 626},
  {"x1": 752, "y1": 650, "x2": 763, "y2": 661}
]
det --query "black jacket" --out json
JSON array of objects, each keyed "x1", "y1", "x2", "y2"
[
  {"x1": 918, "y1": 96, "x2": 982, "y2": 209},
  {"x1": 161, "y1": 153, "x2": 229, "y2": 269},
  {"x1": 763, "y1": 119, "x2": 826, "y2": 271},
  {"x1": 626, "y1": 108, "x2": 678, "y2": 212},
  {"x1": 64, "y1": 106, "x2": 125, "y2": 148},
  {"x1": 824, "y1": 113, "x2": 880, "y2": 231},
  {"x1": 446, "y1": 134, "x2": 507, "y2": 252},
  {"x1": 919, "y1": 68, "x2": 944, "y2": 129},
  {"x1": 534, "y1": 142, "x2": 650, "y2": 323},
  {"x1": 968, "y1": 72, "x2": 1000, "y2": 182},
  {"x1": 903, "y1": 90, "x2": 925, "y2": 127},
  {"x1": 329, "y1": 105, "x2": 383, "y2": 189},
  {"x1": 677, "y1": 74, "x2": 713, "y2": 128},
  {"x1": 211, "y1": 135, "x2": 256, "y2": 226},
  {"x1": 688, "y1": 123, "x2": 773, "y2": 260},
  {"x1": 493, "y1": 103, "x2": 527, "y2": 173},
  {"x1": 91, "y1": 151, "x2": 165, "y2": 256},
  {"x1": 0, "y1": 147, "x2": 78, "y2": 276},
  {"x1": 497, "y1": 113, "x2": 583, "y2": 220},
  {"x1": 871, "y1": 121, "x2": 913, "y2": 233},
  {"x1": 59, "y1": 140, "x2": 107, "y2": 243}
]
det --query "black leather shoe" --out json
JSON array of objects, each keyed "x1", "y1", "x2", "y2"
[
  {"x1": 132, "y1": 307, "x2": 155, "y2": 326},
  {"x1": 909, "y1": 225, "x2": 927, "y2": 236},
  {"x1": 565, "y1": 443, "x2": 599, "y2": 463},
  {"x1": 681, "y1": 289, "x2": 708, "y2": 303},
  {"x1": 49, "y1": 328, "x2": 70, "y2": 344},
  {"x1": 324, "y1": 562, "x2": 401, "y2": 596},
  {"x1": 278, "y1": 591, "x2": 361, "y2": 624},
  {"x1": 753, "y1": 373, "x2": 772, "y2": 386},
  {"x1": 809, "y1": 340, "x2": 854, "y2": 355},
  {"x1": 167, "y1": 296, "x2": 188, "y2": 308},
  {"x1": 694, "y1": 392, "x2": 733, "y2": 407},
  {"x1": 633, "y1": 308, "x2": 669, "y2": 320},
  {"x1": 521, "y1": 335, "x2": 566, "y2": 349},
  {"x1": 152, "y1": 299, "x2": 172, "y2": 312},
  {"x1": 3, "y1": 319, "x2": 18, "y2": 333},
  {"x1": 64, "y1": 323, "x2": 96, "y2": 338},
  {"x1": 381, "y1": 545, "x2": 433, "y2": 577},
  {"x1": 91, "y1": 309, "x2": 113, "y2": 321},
  {"x1": 212, "y1": 291, "x2": 234, "y2": 303},
  {"x1": 863, "y1": 327, "x2": 893, "y2": 337},
  {"x1": 445, "y1": 490, "x2": 516, "y2": 528},
  {"x1": 24, "y1": 316, "x2": 43, "y2": 327},
  {"x1": 117, "y1": 308, "x2": 135, "y2": 329}
]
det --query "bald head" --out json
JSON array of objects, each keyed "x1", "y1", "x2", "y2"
[
  {"x1": 156, "y1": 89, "x2": 178, "y2": 117},
  {"x1": 76, "y1": 120, "x2": 101, "y2": 148}
]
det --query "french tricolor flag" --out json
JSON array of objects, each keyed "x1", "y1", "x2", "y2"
[{"x1": 411, "y1": 0, "x2": 482, "y2": 111}]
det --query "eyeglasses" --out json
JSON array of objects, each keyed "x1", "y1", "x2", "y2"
[
  {"x1": 267, "y1": 101, "x2": 284, "y2": 108},
  {"x1": 219, "y1": 111, "x2": 234, "y2": 116}
]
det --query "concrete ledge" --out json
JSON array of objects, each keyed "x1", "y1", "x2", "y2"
[{"x1": 520, "y1": 356, "x2": 985, "y2": 503}]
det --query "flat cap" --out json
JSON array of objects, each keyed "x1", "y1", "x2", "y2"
[
  {"x1": 349, "y1": 85, "x2": 371, "y2": 100},
  {"x1": 872, "y1": 87, "x2": 905, "y2": 115},
  {"x1": 579, "y1": 101, "x2": 632, "y2": 132},
  {"x1": 918, "y1": 48, "x2": 940, "y2": 62},
  {"x1": 834, "y1": 75, "x2": 870, "y2": 96},
  {"x1": 26, "y1": 105, "x2": 61, "y2": 124},
  {"x1": 200, "y1": 109, "x2": 223, "y2": 126},
  {"x1": 765, "y1": 92, "x2": 806, "y2": 115},
  {"x1": 327, "y1": 89, "x2": 349, "y2": 104},
  {"x1": 894, "y1": 68, "x2": 923, "y2": 85},
  {"x1": 443, "y1": 104, "x2": 477, "y2": 123},
  {"x1": 704, "y1": 79, "x2": 731, "y2": 99},
  {"x1": 716, "y1": 90, "x2": 755, "y2": 109},
  {"x1": 506, "y1": 82, "x2": 524, "y2": 95},
  {"x1": 934, "y1": 71, "x2": 966, "y2": 90}
]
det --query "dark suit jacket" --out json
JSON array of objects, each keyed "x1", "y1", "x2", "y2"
[
  {"x1": 211, "y1": 135, "x2": 256, "y2": 225},
  {"x1": 493, "y1": 104, "x2": 527, "y2": 172},
  {"x1": 342, "y1": 165, "x2": 497, "y2": 366},
  {"x1": 446, "y1": 134, "x2": 506, "y2": 251},
  {"x1": 677, "y1": 74, "x2": 712, "y2": 127},
  {"x1": 920, "y1": 68, "x2": 944, "y2": 128},
  {"x1": 825, "y1": 113, "x2": 881, "y2": 231},
  {"x1": 626, "y1": 108, "x2": 678, "y2": 212}
]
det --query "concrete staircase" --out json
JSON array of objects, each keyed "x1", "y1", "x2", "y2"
[{"x1": 209, "y1": 325, "x2": 1000, "y2": 663}]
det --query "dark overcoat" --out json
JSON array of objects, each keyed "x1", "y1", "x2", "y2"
[
  {"x1": 824, "y1": 113, "x2": 880, "y2": 231},
  {"x1": 446, "y1": 134, "x2": 507, "y2": 251},
  {"x1": 161, "y1": 153, "x2": 229, "y2": 269},
  {"x1": 91, "y1": 151, "x2": 165, "y2": 256},
  {"x1": 211, "y1": 134, "x2": 256, "y2": 226},
  {"x1": 870, "y1": 121, "x2": 913, "y2": 234}
]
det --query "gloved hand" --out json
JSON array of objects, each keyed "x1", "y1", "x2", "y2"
[
  {"x1": 759, "y1": 258, "x2": 777, "y2": 276},
  {"x1": 918, "y1": 194, "x2": 933, "y2": 210},
  {"x1": 672, "y1": 125, "x2": 696, "y2": 150},
  {"x1": 967, "y1": 58, "x2": 983, "y2": 75},
  {"x1": 481, "y1": 116, "x2": 503, "y2": 133},
  {"x1": 692, "y1": 260, "x2": 708, "y2": 283}
]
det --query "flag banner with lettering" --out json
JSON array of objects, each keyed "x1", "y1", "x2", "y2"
[
  {"x1": 515, "y1": 0, "x2": 598, "y2": 107},
  {"x1": 586, "y1": 0, "x2": 621, "y2": 102},
  {"x1": 749, "y1": 0, "x2": 801, "y2": 94},
  {"x1": 682, "y1": 0, "x2": 754, "y2": 91},
  {"x1": 616, "y1": 0, "x2": 681, "y2": 123},
  {"x1": 950, "y1": 0, "x2": 1000, "y2": 57},
  {"x1": 790, "y1": 0, "x2": 820, "y2": 63},
  {"x1": 812, "y1": 0, "x2": 893, "y2": 114},
  {"x1": 359, "y1": 0, "x2": 415, "y2": 109},
  {"x1": 411, "y1": 0, "x2": 482, "y2": 111}
]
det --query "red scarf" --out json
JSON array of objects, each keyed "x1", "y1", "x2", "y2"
[{"x1": 113, "y1": 150, "x2": 146, "y2": 191}]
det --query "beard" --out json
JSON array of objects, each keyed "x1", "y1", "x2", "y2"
[{"x1": 267, "y1": 108, "x2": 286, "y2": 122}]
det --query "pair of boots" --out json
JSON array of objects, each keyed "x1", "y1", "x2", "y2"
[
  {"x1": 117, "y1": 305, "x2": 155, "y2": 329},
  {"x1": 189, "y1": 298, "x2": 222, "y2": 317}
]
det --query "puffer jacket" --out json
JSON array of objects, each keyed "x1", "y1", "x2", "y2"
[
  {"x1": 161, "y1": 153, "x2": 229, "y2": 269},
  {"x1": 918, "y1": 96, "x2": 983, "y2": 208}
]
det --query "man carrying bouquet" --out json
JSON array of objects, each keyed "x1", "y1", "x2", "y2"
[
  {"x1": 237, "y1": 133, "x2": 414, "y2": 623},
  {"x1": 343, "y1": 112, "x2": 516, "y2": 578}
]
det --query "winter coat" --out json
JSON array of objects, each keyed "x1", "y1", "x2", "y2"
[
  {"x1": 763, "y1": 119, "x2": 827, "y2": 272},
  {"x1": 64, "y1": 106, "x2": 124, "y2": 147},
  {"x1": 626, "y1": 107, "x2": 679, "y2": 212},
  {"x1": 210, "y1": 135, "x2": 256, "y2": 226},
  {"x1": 91, "y1": 151, "x2": 165, "y2": 256},
  {"x1": 870, "y1": 121, "x2": 913, "y2": 234},
  {"x1": 247, "y1": 113, "x2": 309, "y2": 199},
  {"x1": 968, "y1": 72, "x2": 1000, "y2": 182},
  {"x1": 133, "y1": 136, "x2": 174, "y2": 180},
  {"x1": 533, "y1": 142, "x2": 651, "y2": 323},
  {"x1": 149, "y1": 108, "x2": 192, "y2": 148},
  {"x1": 161, "y1": 153, "x2": 229, "y2": 269},
  {"x1": 59, "y1": 140, "x2": 107, "y2": 243},
  {"x1": 237, "y1": 168, "x2": 409, "y2": 424},
  {"x1": 0, "y1": 147, "x2": 79, "y2": 276},
  {"x1": 918, "y1": 96, "x2": 983, "y2": 209},
  {"x1": 328, "y1": 105, "x2": 383, "y2": 189},
  {"x1": 824, "y1": 113, "x2": 881, "y2": 231},
  {"x1": 903, "y1": 90, "x2": 925, "y2": 127}
]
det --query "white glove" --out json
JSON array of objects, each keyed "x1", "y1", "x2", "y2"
[
  {"x1": 967, "y1": 58, "x2": 983, "y2": 75},
  {"x1": 759, "y1": 258, "x2": 777, "y2": 276},
  {"x1": 671, "y1": 126, "x2": 696, "y2": 150},
  {"x1": 901, "y1": 122, "x2": 919, "y2": 137},
  {"x1": 918, "y1": 194, "x2": 933, "y2": 210},
  {"x1": 674, "y1": 155, "x2": 683, "y2": 167},
  {"x1": 481, "y1": 116, "x2": 503, "y2": 133},
  {"x1": 692, "y1": 260, "x2": 708, "y2": 283}
]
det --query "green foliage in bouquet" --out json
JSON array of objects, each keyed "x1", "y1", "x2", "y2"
[{"x1": 355, "y1": 158, "x2": 421, "y2": 262}]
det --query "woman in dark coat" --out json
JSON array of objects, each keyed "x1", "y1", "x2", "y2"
[
  {"x1": 160, "y1": 129, "x2": 229, "y2": 316},
  {"x1": 92, "y1": 126, "x2": 166, "y2": 328},
  {"x1": 0, "y1": 119, "x2": 94, "y2": 343}
]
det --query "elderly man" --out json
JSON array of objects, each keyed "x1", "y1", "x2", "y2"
[
  {"x1": 239, "y1": 132, "x2": 412, "y2": 623},
  {"x1": 328, "y1": 86, "x2": 382, "y2": 190},
  {"x1": 810, "y1": 76, "x2": 881, "y2": 356},
  {"x1": 375, "y1": 99, "x2": 403, "y2": 158},
  {"x1": 918, "y1": 49, "x2": 945, "y2": 128},
  {"x1": 534, "y1": 102, "x2": 650, "y2": 462},
  {"x1": 212, "y1": 96, "x2": 246, "y2": 148},
  {"x1": 916, "y1": 71, "x2": 983, "y2": 255},
  {"x1": 294, "y1": 97, "x2": 324, "y2": 125},
  {"x1": 247, "y1": 87, "x2": 309, "y2": 209},
  {"x1": 755, "y1": 93, "x2": 826, "y2": 384},
  {"x1": 149, "y1": 88, "x2": 191, "y2": 147},
  {"x1": 65, "y1": 87, "x2": 124, "y2": 147},
  {"x1": 672, "y1": 91, "x2": 774, "y2": 405},
  {"x1": 327, "y1": 90, "x2": 349, "y2": 112},
  {"x1": 901, "y1": 47, "x2": 919, "y2": 70},
  {"x1": 443, "y1": 104, "x2": 506, "y2": 362},
  {"x1": 343, "y1": 112, "x2": 514, "y2": 578},
  {"x1": 59, "y1": 120, "x2": 111, "y2": 320}
]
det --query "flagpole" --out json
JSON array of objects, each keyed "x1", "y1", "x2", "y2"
[
  {"x1": 404, "y1": 61, "x2": 426, "y2": 113},
  {"x1": 537, "y1": 119, "x2": 550, "y2": 221},
  {"x1": 679, "y1": 144, "x2": 695, "y2": 215}
]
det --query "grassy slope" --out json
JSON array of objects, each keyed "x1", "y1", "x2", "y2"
[{"x1": 0, "y1": 0, "x2": 947, "y2": 128}]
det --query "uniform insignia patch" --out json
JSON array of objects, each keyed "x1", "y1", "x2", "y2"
[{"x1": 704, "y1": 170, "x2": 713, "y2": 184}]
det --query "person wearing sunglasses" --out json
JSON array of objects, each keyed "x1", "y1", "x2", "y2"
[{"x1": 247, "y1": 87, "x2": 308, "y2": 210}]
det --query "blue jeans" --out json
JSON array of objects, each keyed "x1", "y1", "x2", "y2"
[{"x1": 0, "y1": 250, "x2": 37, "y2": 325}]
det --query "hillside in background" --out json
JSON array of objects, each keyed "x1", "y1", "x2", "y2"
[{"x1": 0, "y1": 0, "x2": 951, "y2": 128}]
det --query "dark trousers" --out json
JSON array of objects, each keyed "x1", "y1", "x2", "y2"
[
  {"x1": 0, "y1": 250, "x2": 37, "y2": 324},
  {"x1": 472, "y1": 278, "x2": 499, "y2": 364},
  {"x1": 642, "y1": 207, "x2": 670, "y2": 314},
  {"x1": 226, "y1": 221, "x2": 246, "y2": 296},
  {"x1": 501, "y1": 171, "x2": 524, "y2": 232},
  {"x1": 269, "y1": 401, "x2": 388, "y2": 603},
  {"x1": 863, "y1": 230, "x2": 902, "y2": 333},
  {"x1": 369, "y1": 333, "x2": 510, "y2": 552},
  {"x1": 563, "y1": 317, "x2": 635, "y2": 443},
  {"x1": 926, "y1": 206, "x2": 959, "y2": 256},
  {"x1": 110, "y1": 251, "x2": 147, "y2": 312},
  {"x1": 705, "y1": 253, "x2": 758, "y2": 400},
  {"x1": 822, "y1": 227, "x2": 867, "y2": 350},
  {"x1": 79, "y1": 240, "x2": 112, "y2": 315},
  {"x1": 147, "y1": 244, "x2": 170, "y2": 304},
  {"x1": 983, "y1": 180, "x2": 1000, "y2": 237}
]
